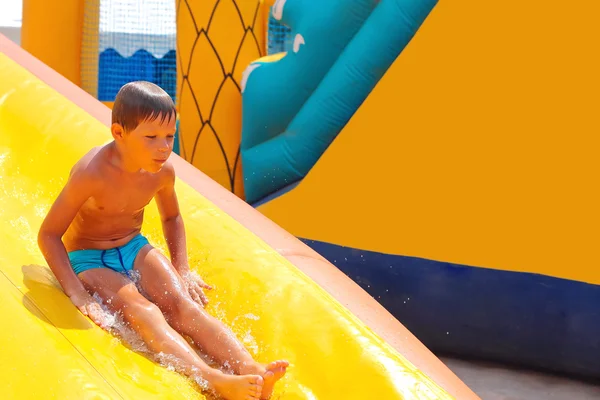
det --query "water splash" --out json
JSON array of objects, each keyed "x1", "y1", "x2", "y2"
[
  {"x1": 89, "y1": 291, "x2": 222, "y2": 395},
  {"x1": 242, "y1": 331, "x2": 259, "y2": 355},
  {"x1": 243, "y1": 313, "x2": 260, "y2": 321}
]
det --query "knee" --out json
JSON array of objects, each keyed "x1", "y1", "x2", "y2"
[
  {"x1": 122, "y1": 299, "x2": 164, "y2": 328},
  {"x1": 165, "y1": 295, "x2": 207, "y2": 324}
]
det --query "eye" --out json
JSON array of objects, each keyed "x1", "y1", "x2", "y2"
[
  {"x1": 146, "y1": 135, "x2": 157, "y2": 139},
  {"x1": 167, "y1": 135, "x2": 175, "y2": 139}
]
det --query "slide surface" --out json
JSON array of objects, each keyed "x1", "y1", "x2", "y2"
[{"x1": 0, "y1": 38, "x2": 469, "y2": 399}]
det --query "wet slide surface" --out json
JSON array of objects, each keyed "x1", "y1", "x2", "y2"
[{"x1": 0, "y1": 44, "x2": 460, "y2": 399}]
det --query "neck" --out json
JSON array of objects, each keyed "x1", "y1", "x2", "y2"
[{"x1": 110, "y1": 141, "x2": 140, "y2": 173}]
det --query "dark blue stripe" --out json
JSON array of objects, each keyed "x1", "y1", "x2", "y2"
[{"x1": 300, "y1": 238, "x2": 600, "y2": 379}]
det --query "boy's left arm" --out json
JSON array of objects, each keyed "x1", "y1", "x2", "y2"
[{"x1": 155, "y1": 162, "x2": 213, "y2": 305}]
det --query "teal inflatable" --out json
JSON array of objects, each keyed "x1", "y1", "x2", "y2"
[{"x1": 240, "y1": 0, "x2": 438, "y2": 203}]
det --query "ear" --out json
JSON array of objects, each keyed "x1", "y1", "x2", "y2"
[{"x1": 111, "y1": 123, "x2": 125, "y2": 140}]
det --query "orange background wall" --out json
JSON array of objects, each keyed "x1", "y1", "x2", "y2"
[{"x1": 258, "y1": 0, "x2": 600, "y2": 284}]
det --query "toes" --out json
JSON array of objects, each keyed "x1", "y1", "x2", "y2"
[
  {"x1": 275, "y1": 360, "x2": 289, "y2": 369},
  {"x1": 251, "y1": 382, "x2": 263, "y2": 392},
  {"x1": 266, "y1": 361, "x2": 279, "y2": 371},
  {"x1": 265, "y1": 360, "x2": 288, "y2": 375},
  {"x1": 251, "y1": 385, "x2": 262, "y2": 396},
  {"x1": 250, "y1": 375, "x2": 264, "y2": 386},
  {"x1": 249, "y1": 380, "x2": 262, "y2": 399}
]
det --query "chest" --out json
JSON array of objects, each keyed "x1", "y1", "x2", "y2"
[{"x1": 89, "y1": 174, "x2": 161, "y2": 215}]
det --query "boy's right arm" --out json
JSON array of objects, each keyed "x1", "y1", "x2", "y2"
[{"x1": 37, "y1": 169, "x2": 108, "y2": 328}]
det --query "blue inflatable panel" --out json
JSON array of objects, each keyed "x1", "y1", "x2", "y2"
[
  {"x1": 241, "y1": 0, "x2": 437, "y2": 204},
  {"x1": 241, "y1": 0, "x2": 379, "y2": 151}
]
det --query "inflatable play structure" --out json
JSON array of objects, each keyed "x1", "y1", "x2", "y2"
[
  {"x1": 0, "y1": 35, "x2": 479, "y2": 399},
  {"x1": 6, "y1": 0, "x2": 599, "y2": 395},
  {"x1": 240, "y1": 0, "x2": 435, "y2": 203},
  {"x1": 248, "y1": 0, "x2": 600, "y2": 381},
  {"x1": 1, "y1": 0, "x2": 484, "y2": 398}
]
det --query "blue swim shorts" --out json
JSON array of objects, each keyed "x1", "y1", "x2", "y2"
[{"x1": 68, "y1": 234, "x2": 150, "y2": 277}]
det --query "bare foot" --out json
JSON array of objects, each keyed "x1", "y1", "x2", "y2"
[
  {"x1": 207, "y1": 372, "x2": 264, "y2": 400},
  {"x1": 260, "y1": 360, "x2": 289, "y2": 399}
]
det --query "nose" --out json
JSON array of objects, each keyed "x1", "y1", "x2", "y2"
[{"x1": 158, "y1": 139, "x2": 171, "y2": 153}]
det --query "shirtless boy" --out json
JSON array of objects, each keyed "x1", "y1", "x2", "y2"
[{"x1": 37, "y1": 81, "x2": 288, "y2": 400}]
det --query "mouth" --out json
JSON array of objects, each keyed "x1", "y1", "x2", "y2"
[{"x1": 153, "y1": 159, "x2": 168, "y2": 163}]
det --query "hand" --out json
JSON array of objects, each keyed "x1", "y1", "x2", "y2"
[
  {"x1": 70, "y1": 291, "x2": 111, "y2": 330},
  {"x1": 181, "y1": 269, "x2": 213, "y2": 306}
]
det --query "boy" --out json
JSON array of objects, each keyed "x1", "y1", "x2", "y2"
[{"x1": 37, "y1": 81, "x2": 288, "y2": 400}]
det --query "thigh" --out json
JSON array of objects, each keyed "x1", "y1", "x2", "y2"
[
  {"x1": 132, "y1": 245, "x2": 189, "y2": 309},
  {"x1": 79, "y1": 267, "x2": 145, "y2": 313}
]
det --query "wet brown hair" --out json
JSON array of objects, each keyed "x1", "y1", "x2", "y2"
[{"x1": 112, "y1": 81, "x2": 176, "y2": 132}]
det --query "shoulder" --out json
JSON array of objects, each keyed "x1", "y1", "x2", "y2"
[
  {"x1": 68, "y1": 146, "x2": 105, "y2": 189},
  {"x1": 158, "y1": 159, "x2": 176, "y2": 188}
]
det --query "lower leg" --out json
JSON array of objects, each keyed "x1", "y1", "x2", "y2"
[
  {"x1": 125, "y1": 302, "x2": 214, "y2": 379},
  {"x1": 133, "y1": 246, "x2": 286, "y2": 398},
  {"x1": 167, "y1": 298, "x2": 289, "y2": 399},
  {"x1": 166, "y1": 297, "x2": 260, "y2": 374},
  {"x1": 122, "y1": 301, "x2": 263, "y2": 399},
  {"x1": 79, "y1": 267, "x2": 264, "y2": 399}
]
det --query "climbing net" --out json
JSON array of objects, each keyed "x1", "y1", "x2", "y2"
[{"x1": 177, "y1": 0, "x2": 264, "y2": 193}]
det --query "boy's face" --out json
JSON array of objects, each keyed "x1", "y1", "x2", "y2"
[{"x1": 114, "y1": 115, "x2": 176, "y2": 173}]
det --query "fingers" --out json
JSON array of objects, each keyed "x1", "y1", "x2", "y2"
[
  {"x1": 189, "y1": 287, "x2": 203, "y2": 305},
  {"x1": 87, "y1": 304, "x2": 104, "y2": 328},
  {"x1": 78, "y1": 303, "x2": 89, "y2": 316},
  {"x1": 197, "y1": 279, "x2": 213, "y2": 290},
  {"x1": 91, "y1": 313, "x2": 108, "y2": 330},
  {"x1": 181, "y1": 270, "x2": 213, "y2": 291},
  {"x1": 187, "y1": 283, "x2": 205, "y2": 306},
  {"x1": 182, "y1": 279, "x2": 191, "y2": 293},
  {"x1": 198, "y1": 289, "x2": 209, "y2": 306},
  {"x1": 78, "y1": 301, "x2": 110, "y2": 330},
  {"x1": 190, "y1": 283, "x2": 209, "y2": 306}
]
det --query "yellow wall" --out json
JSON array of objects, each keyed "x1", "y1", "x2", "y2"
[
  {"x1": 21, "y1": 0, "x2": 84, "y2": 86},
  {"x1": 258, "y1": 0, "x2": 600, "y2": 284},
  {"x1": 177, "y1": 0, "x2": 267, "y2": 199}
]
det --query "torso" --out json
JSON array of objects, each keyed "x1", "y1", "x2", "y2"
[{"x1": 63, "y1": 145, "x2": 166, "y2": 252}]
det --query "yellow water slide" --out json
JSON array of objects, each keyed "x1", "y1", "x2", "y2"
[{"x1": 0, "y1": 37, "x2": 475, "y2": 399}]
